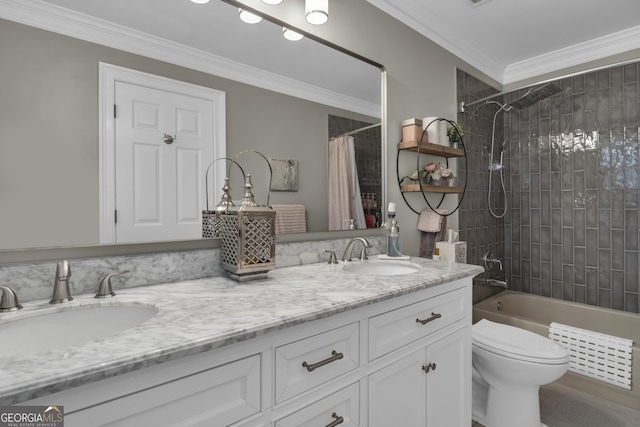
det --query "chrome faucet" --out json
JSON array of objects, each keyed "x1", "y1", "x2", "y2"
[
  {"x1": 95, "y1": 270, "x2": 130, "y2": 298},
  {"x1": 481, "y1": 251, "x2": 503, "y2": 272},
  {"x1": 0, "y1": 286, "x2": 23, "y2": 312},
  {"x1": 342, "y1": 237, "x2": 372, "y2": 262},
  {"x1": 50, "y1": 260, "x2": 73, "y2": 304}
]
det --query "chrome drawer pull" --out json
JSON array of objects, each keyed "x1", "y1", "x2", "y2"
[
  {"x1": 422, "y1": 363, "x2": 437, "y2": 373},
  {"x1": 302, "y1": 350, "x2": 344, "y2": 372},
  {"x1": 325, "y1": 412, "x2": 344, "y2": 427},
  {"x1": 416, "y1": 312, "x2": 442, "y2": 325}
]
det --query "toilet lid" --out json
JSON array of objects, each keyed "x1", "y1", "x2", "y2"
[{"x1": 473, "y1": 319, "x2": 569, "y2": 363}]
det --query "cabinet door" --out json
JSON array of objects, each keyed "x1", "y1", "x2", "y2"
[
  {"x1": 425, "y1": 326, "x2": 470, "y2": 427},
  {"x1": 368, "y1": 348, "x2": 426, "y2": 427}
]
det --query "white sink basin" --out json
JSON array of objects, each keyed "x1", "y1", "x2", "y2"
[
  {"x1": 342, "y1": 261, "x2": 422, "y2": 276},
  {"x1": 0, "y1": 304, "x2": 157, "y2": 358}
]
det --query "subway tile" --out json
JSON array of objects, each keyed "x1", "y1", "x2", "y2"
[
  {"x1": 531, "y1": 209, "x2": 541, "y2": 243},
  {"x1": 586, "y1": 229, "x2": 598, "y2": 267},
  {"x1": 599, "y1": 289, "x2": 611, "y2": 308},
  {"x1": 598, "y1": 249, "x2": 611, "y2": 289},
  {"x1": 625, "y1": 293, "x2": 639, "y2": 313},
  {"x1": 563, "y1": 265, "x2": 574, "y2": 300},
  {"x1": 574, "y1": 209, "x2": 586, "y2": 247},
  {"x1": 585, "y1": 110, "x2": 598, "y2": 132},
  {"x1": 512, "y1": 243, "x2": 521, "y2": 275},
  {"x1": 623, "y1": 82, "x2": 638, "y2": 125},
  {"x1": 563, "y1": 228, "x2": 574, "y2": 263},
  {"x1": 586, "y1": 267, "x2": 598, "y2": 306},
  {"x1": 531, "y1": 278, "x2": 541, "y2": 296},
  {"x1": 541, "y1": 227, "x2": 552, "y2": 262},
  {"x1": 623, "y1": 63, "x2": 638, "y2": 83},
  {"x1": 598, "y1": 210, "x2": 611, "y2": 248},
  {"x1": 551, "y1": 280, "x2": 563, "y2": 299},
  {"x1": 531, "y1": 244, "x2": 541, "y2": 277},
  {"x1": 552, "y1": 209, "x2": 563, "y2": 244},
  {"x1": 625, "y1": 251, "x2": 638, "y2": 293},
  {"x1": 574, "y1": 247, "x2": 586, "y2": 285},
  {"x1": 596, "y1": 88, "x2": 610, "y2": 129},
  {"x1": 612, "y1": 270, "x2": 625, "y2": 310},
  {"x1": 531, "y1": 178, "x2": 540, "y2": 209},
  {"x1": 522, "y1": 260, "x2": 531, "y2": 293},
  {"x1": 552, "y1": 245, "x2": 563, "y2": 281},
  {"x1": 611, "y1": 67, "x2": 624, "y2": 108},
  {"x1": 574, "y1": 285, "x2": 586, "y2": 304},
  {"x1": 611, "y1": 229, "x2": 625, "y2": 270},
  {"x1": 521, "y1": 226, "x2": 531, "y2": 259},
  {"x1": 541, "y1": 192, "x2": 551, "y2": 226},
  {"x1": 625, "y1": 210, "x2": 638, "y2": 250},
  {"x1": 562, "y1": 190, "x2": 574, "y2": 226},
  {"x1": 541, "y1": 263, "x2": 552, "y2": 297},
  {"x1": 573, "y1": 74, "x2": 585, "y2": 94},
  {"x1": 585, "y1": 191, "x2": 598, "y2": 228},
  {"x1": 585, "y1": 72, "x2": 597, "y2": 110}
]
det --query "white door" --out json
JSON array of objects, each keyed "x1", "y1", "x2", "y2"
[{"x1": 100, "y1": 63, "x2": 226, "y2": 244}]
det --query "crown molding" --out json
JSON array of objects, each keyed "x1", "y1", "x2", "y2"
[
  {"x1": 503, "y1": 25, "x2": 640, "y2": 85},
  {"x1": 365, "y1": 0, "x2": 505, "y2": 83},
  {"x1": 0, "y1": 0, "x2": 380, "y2": 118}
]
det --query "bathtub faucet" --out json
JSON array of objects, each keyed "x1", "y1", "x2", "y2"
[{"x1": 485, "y1": 278, "x2": 508, "y2": 289}]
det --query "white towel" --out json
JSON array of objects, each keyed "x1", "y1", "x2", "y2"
[{"x1": 271, "y1": 204, "x2": 307, "y2": 234}]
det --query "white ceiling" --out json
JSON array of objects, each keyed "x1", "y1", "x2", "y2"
[{"x1": 367, "y1": 0, "x2": 640, "y2": 84}]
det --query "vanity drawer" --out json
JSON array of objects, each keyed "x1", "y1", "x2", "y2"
[
  {"x1": 275, "y1": 322, "x2": 359, "y2": 404},
  {"x1": 274, "y1": 381, "x2": 360, "y2": 427},
  {"x1": 368, "y1": 287, "x2": 466, "y2": 360},
  {"x1": 65, "y1": 354, "x2": 261, "y2": 427}
]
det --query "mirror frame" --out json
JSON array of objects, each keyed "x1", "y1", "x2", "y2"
[{"x1": 1, "y1": 0, "x2": 387, "y2": 264}]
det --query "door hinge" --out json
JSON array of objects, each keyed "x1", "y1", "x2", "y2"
[
  {"x1": 114, "y1": 104, "x2": 117, "y2": 118},
  {"x1": 114, "y1": 209, "x2": 118, "y2": 224}
]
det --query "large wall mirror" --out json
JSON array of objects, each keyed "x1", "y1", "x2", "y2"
[{"x1": 0, "y1": 0, "x2": 385, "y2": 256}]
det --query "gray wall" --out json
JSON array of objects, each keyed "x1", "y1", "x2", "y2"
[
  {"x1": 459, "y1": 62, "x2": 640, "y2": 314},
  {"x1": 0, "y1": 18, "x2": 374, "y2": 249}
]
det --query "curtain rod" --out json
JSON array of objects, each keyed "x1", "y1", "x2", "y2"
[{"x1": 343, "y1": 123, "x2": 381, "y2": 136}]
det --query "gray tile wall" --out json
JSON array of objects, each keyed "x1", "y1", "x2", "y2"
[
  {"x1": 458, "y1": 62, "x2": 640, "y2": 314},
  {"x1": 456, "y1": 70, "x2": 506, "y2": 303}
]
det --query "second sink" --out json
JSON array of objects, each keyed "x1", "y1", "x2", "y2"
[
  {"x1": 342, "y1": 260, "x2": 422, "y2": 276},
  {"x1": 0, "y1": 304, "x2": 158, "y2": 358}
]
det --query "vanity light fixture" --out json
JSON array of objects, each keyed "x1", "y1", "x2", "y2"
[
  {"x1": 189, "y1": 0, "x2": 210, "y2": 4},
  {"x1": 261, "y1": 0, "x2": 284, "y2": 4},
  {"x1": 239, "y1": 8, "x2": 263, "y2": 24},
  {"x1": 305, "y1": 0, "x2": 328, "y2": 25},
  {"x1": 283, "y1": 27, "x2": 304, "y2": 41}
]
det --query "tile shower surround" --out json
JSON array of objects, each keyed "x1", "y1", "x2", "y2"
[{"x1": 457, "y1": 62, "x2": 640, "y2": 314}]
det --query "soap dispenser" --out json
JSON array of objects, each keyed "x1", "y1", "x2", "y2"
[{"x1": 386, "y1": 202, "x2": 402, "y2": 257}]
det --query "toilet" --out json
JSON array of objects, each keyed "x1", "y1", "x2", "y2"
[{"x1": 472, "y1": 319, "x2": 569, "y2": 427}]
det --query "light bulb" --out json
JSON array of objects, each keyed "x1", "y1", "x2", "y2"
[
  {"x1": 305, "y1": 0, "x2": 328, "y2": 25},
  {"x1": 238, "y1": 8, "x2": 262, "y2": 24},
  {"x1": 283, "y1": 27, "x2": 304, "y2": 41}
]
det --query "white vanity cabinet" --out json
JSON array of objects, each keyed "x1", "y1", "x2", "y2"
[{"x1": 22, "y1": 278, "x2": 471, "y2": 427}]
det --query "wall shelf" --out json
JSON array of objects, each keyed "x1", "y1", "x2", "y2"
[
  {"x1": 400, "y1": 183, "x2": 464, "y2": 194},
  {"x1": 397, "y1": 141, "x2": 464, "y2": 158},
  {"x1": 395, "y1": 117, "x2": 468, "y2": 216}
]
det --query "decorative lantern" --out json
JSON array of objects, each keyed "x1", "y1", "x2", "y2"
[
  {"x1": 220, "y1": 173, "x2": 276, "y2": 281},
  {"x1": 202, "y1": 158, "x2": 244, "y2": 238}
]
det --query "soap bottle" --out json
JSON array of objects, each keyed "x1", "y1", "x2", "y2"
[{"x1": 387, "y1": 219, "x2": 402, "y2": 257}]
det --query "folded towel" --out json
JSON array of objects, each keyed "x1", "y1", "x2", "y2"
[
  {"x1": 271, "y1": 204, "x2": 307, "y2": 234},
  {"x1": 417, "y1": 208, "x2": 447, "y2": 232},
  {"x1": 419, "y1": 212, "x2": 448, "y2": 258}
]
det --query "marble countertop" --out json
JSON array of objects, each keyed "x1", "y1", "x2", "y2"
[{"x1": 0, "y1": 257, "x2": 482, "y2": 404}]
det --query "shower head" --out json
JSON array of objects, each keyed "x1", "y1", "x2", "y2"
[{"x1": 508, "y1": 83, "x2": 561, "y2": 110}]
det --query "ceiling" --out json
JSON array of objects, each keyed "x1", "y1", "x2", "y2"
[{"x1": 367, "y1": 0, "x2": 640, "y2": 84}]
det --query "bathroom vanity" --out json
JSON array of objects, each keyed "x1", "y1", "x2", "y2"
[{"x1": 0, "y1": 258, "x2": 482, "y2": 426}]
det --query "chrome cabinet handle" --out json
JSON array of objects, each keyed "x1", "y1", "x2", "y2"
[
  {"x1": 416, "y1": 312, "x2": 442, "y2": 325},
  {"x1": 325, "y1": 412, "x2": 344, "y2": 427},
  {"x1": 302, "y1": 350, "x2": 344, "y2": 372},
  {"x1": 422, "y1": 363, "x2": 437, "y2": 373}
]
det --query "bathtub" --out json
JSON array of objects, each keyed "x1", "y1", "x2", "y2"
[{"x1": 473, "y1": 290, "x2": 640, "y2": 411}]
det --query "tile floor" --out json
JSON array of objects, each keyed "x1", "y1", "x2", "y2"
[{"x1": 471, "y1": 382, "x2": 640, "y2": 427}]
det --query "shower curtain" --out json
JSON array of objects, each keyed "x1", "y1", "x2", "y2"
[{"x1": 328, "y1": 136, "x2": 366, "y2": 230}]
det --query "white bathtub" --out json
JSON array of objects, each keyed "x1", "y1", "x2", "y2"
[{"x1": 473, "y1": 290, "x2": 640, "y2": 411}]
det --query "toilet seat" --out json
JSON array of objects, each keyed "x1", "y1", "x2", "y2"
[{"x1": 473, "y1": 319, "x2": 569, "y2": 364}]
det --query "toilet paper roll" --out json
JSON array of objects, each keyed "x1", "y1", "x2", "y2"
[{"x1": 423, "y1": 117, "x2": 440, "y2": 145}]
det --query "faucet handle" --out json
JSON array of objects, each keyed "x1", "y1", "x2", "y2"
[
  {"x1": 323, "y1": 250, "x2": 338, "y2": 265},
  {"x1": 0, "y1": 286, "x2": 23, "y2": 312},
  {"x1": 358, "y1": 246, "x2": 370, "y2": 261},
  {"x1": 95, "y1": 270, "x2": 130, "y2": 299}
]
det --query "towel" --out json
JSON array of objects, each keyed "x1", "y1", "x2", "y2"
[
  {"x1": 417, "y1": 208, "x2": 447, "y2": 232},
  {"x1": 418, "y1": 209, "x2": 448, "y2": 258},
  {"x1": 271, "y1": 204, "x2": 307, "y2": 234}
]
